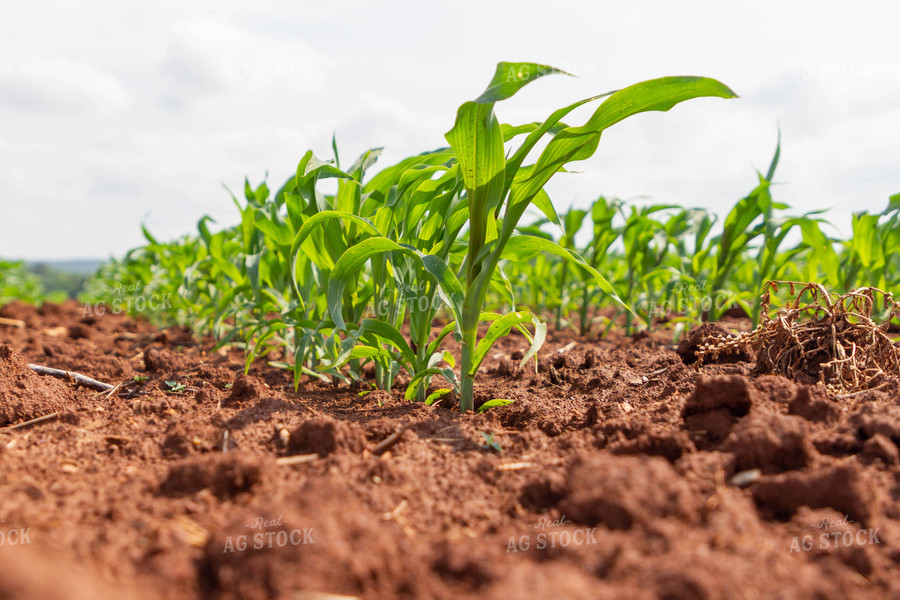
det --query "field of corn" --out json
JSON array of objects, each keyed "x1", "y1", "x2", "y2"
[
  {"x1": 2, "y1": 63, "x2": 900, "y2": 599},
  {"x1": 74, "y1": 63, "x2": 900, "y2": 411}
]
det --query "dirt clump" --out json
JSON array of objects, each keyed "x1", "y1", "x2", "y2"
[
  {"x1": 560, "y1": 453, "x2": 700, "y2": 529},
  {"x1": 681, "y1": 374, "x2": 755, "y2": 446},
  {"x1": 752, "y1": 462, "x2": 881, "y2": 524},
  {"x1": 722, "y1": 409, "x2": 810, "y2": 473},
  {"x1": 222, "y1": 373, "x2": 268, "y2": 406},
  {"x1": 789, "y1": 385, "x2": 841, "y2": 422},
  {"x1": 159, "y1": 452, "x2": 265, "y2": 499},
  {"x1": 0, "y1": 343, "x2": 75, "y2": 426},
  {"x1": 287, "y1": 416, "x2": 368, "y2": 456}
]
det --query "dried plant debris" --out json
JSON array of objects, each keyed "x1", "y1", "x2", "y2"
[{"x1": 697, "y1": 282, "x2": 900, "y2": 393}]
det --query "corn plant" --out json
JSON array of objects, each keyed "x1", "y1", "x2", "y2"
[
  {"x1": 288, "y1": 146, "x2": 467, "y2": 400},
  {"x1": 441, "y1": 63, "x2": 736, "y2": 411},
  {"x1": 572, "y1": 197, "x2": 623, "y2": 335},
  {"x1": 838, "y1": 194, "x2": 900, "y2": 296},
  {"x1": 551, "y1": 207, "x2": 589, "y2": 330},
  {"x1": 0, "y1": 259, "x2": 54, "y2": 305},
  {"x1": 675, "y1": 136, "x2": 823, "y2": 324}
]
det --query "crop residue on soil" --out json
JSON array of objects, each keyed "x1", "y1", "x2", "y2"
[{"x1": 1, "y1": 299, "x2": 900, "y2": 599}]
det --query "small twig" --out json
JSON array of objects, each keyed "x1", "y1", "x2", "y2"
[
  {"x1": 97, "y1": 382, "x2": 122, "y2": 399},
  {"x1": 275, "y1": 453, "x2": 319, "y2": 466},
  {"x1": 0, "y1": 412, "x2": 59, "y2": 433},
  {"x1": 222, "y1": 430, "x2": 230, "y2": 453},
  {"x1": 27, "y1": 364, "x2": 115, "y2": 392},
  {"x1": 497, "y1": 461, "x2": 535, "y2": 471},
  {"x1": 0, "y1": 317, "x2": 25, "y2": 329},
  {"x1": 372, "y1": 422, "x2": 413, "y2": 456},
  {"x1": 382, "y1": 499, "x2": 408, "y2": 521}
]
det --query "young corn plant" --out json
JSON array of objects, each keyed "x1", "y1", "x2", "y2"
[
  {"x1": 838, "y1": 193, "x2": 900, "y2": 298},
  {"x1": 283, "y1": 145, "x2": 386, "y2": 386},
  {"x1": 676, "y1": 136, "x2": 807, "y2": 324},
  {"x1": 440, "y1": 62, "x2": 736, "y2": 411},
  {"x1": 616, "y1": 203, "x2": 684, "y2": 332},
  {"x1": 291, "y1": 146, "x2": 469, "y2": 401},
  {"x1": 552, "y1": 207, "x2": 589, "y2": 331},
  {"x1": 574, "y1": 197, "x2": 622, "y2": 335},
  {"x1": 0, "y1": 259, "x2": 53, "y2": 305}
]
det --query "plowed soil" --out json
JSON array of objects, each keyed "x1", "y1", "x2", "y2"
[{"x1": 1, "y1": 300, "x2": 899, "y2": 600}]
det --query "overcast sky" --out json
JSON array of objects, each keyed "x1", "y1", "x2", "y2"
[{"x1": 1, "y1": 0, "x2": 898, "y2": 260}]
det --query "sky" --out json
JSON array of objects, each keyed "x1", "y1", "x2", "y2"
[{"x1": 1, "y1": 0, "x2": 898, "y2": 261}]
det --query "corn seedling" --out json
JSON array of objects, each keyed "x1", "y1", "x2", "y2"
[{"x1": 442, "y1": 62, "x2": 736, "y2": 411}]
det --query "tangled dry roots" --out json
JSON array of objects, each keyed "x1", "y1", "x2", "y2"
[{"x1": 697, "y1": 282, "x2": 900, "y2": 393}]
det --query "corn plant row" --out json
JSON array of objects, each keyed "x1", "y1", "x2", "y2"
[
  {"x1": 0, "y1": 260, "x2": 67, "y2": 306},
  {"x1": 77, "y1": 62, "x2": 899, "y2": 413}
]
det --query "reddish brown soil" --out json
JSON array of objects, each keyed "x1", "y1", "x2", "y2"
[{"x1": 1, "y1": 299, "x2": 899, "y2": 599}]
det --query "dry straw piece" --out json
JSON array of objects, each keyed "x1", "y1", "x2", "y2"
[{"x1": 697, "y1": 281, "x2": 900, "y2": 393}]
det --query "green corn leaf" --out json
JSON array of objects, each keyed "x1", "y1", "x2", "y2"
[
  {"x1": 244, "y1": 319, "x2": 289, "y2": 373},
  {"x1": 426, "y1": 321, "x2": 459, "y2": 355},
  {"x1": 478, "y1": 399, "x2": 515, "y2": 413},
  {"x1": 469, "y1": 311, "x2": 543, "y2": 376},
  {"x1": 296, "y1": 150, "x2": 351, "y2": 184},
  {"x1": 327, "y1": 237, "x2": 465, "y2": 329},
  {"x1": 474, "y1": 62, "x2": 570, "y2": 104},
  {"x1": 531, "y1": 188, "x2": 562, "y2": 228},
  {"x1": 425, "y1": 388, "x2": 451, "y2": 406},
  {"x1": 884, "y1": 192, "x2": 900, "y2": 214},
  {"x1": 501, "y1": 121, "x2": 570, "y2": 143},
  {"x1": 504, "y1": 93, "x2": 612, "y2": 191},
  {"x1": 502, "y1": 234, "x2": 624, "y2": 306},
  {"x1": 364, "y1": 148, "x2": 454, "y2": 197},
  {"x1": 436, "y1": 350, "x2": 455, "y2": 369},
  {"x1": 290, "y1": 210, "x2": 382, "y2": 255},
  {"x1": 359, "y1": 318, "x2": 417, "y2": 368},
  {"x1": 508, "y1": 77, "x2": 737, "y2": 219},
  {"x1": 141, "y1": 222, "x2": 159, "y2": 245},
  {"x1": 346, "y1": 345, "x2": 394, "y2": 362},
  {"x1": 404, "y1": 367, "x2": 445, "y2": 401},
  {"x1": 252, "y1": 212, "x2": 291, "y2": 248},
  {"x1": 197, "y1": 215, "x2": 215, "y2": 247},
  {"x1": 765, "y1": 128, "x2": 781, "y2": 182},
  {"x1": 289, "y1": 210, "x2": 383, "y2": 297},
  {"x1": 445, "y1": 101, "x2": 507, "y2": 261}
]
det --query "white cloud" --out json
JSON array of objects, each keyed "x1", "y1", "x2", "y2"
[
  {"x1": 158, "y1": 18, "x2": 329, "y2": 110},
  {"x1": 0, "y1": 57, "x2": 130, "y2": 114}
]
